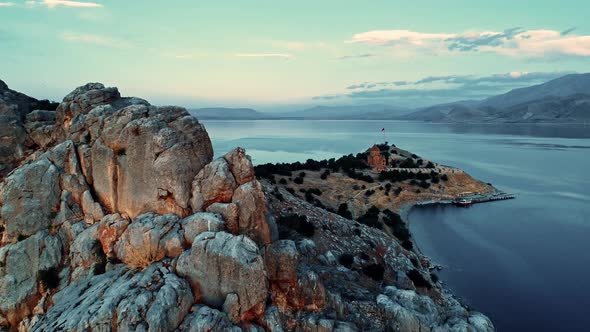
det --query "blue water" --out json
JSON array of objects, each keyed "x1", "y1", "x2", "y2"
[{"x1": 202, "y1": 120, "x2": 590, "y2": 332}]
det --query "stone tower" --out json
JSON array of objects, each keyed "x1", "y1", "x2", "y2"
[{"x1": 367, "y1": 145, "x2": 386, "y2": 171}]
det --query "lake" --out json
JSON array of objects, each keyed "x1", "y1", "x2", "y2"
[{"x1": 203, "y1": 120, "x2": 590, "y2": 332}]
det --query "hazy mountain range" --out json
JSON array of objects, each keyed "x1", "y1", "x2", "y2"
[{"x1": 192, "y1": 73, "x2": 590, "y2": 123}]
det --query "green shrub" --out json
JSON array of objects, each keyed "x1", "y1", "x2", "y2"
[
  {"x1": 293, "y1": 177, "x2": 304, "y2": 185},
  {"x1": 363, "y1": 263, "x2": 385, "y2": 281},
  {"x1": 357, "y1": 206, "x2": 381, "y2": 229},
  {"x1": 407, "y1": 269, "x2": 432, "y2": 289},
  {"x1": 279, "y1": 178, "x2": 288, "y2": 185},
  {"x1": 277, "y1": 214, "x2": 315, "y2": 238},
  {"x1": 337, "y1": 203, "x2": 353, "y2": 219},
  {"x1": 339, "y1": 253, "x2": 354, "y2": 268},
  {"x1": 39, "y1": 267, "x2": 60, "y2": 289}
]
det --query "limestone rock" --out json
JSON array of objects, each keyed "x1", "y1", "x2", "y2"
[
  {"x1": 114, "y1": 213, "x2": 183, "y2": 268},
  {"x1": 1, "y1": 158, "x2": 60, "y2": 238},
  {"x1": 176, "y1": 231, "x2": 268, "y2": 321},
  {"x1": 0, "y1": 231, "x2": 63, "y2": 327},
  {"x1": 264, "y1": 240, "x2": 299, "y2": 282},
  {"x1": 30, "y1": 263, "x2": 193, "y2": 332},
  {"x1": 190, "y1": 158, "x2": 237, "y2": 211},
  {"x1": 69, "y1": 224, "x2": 105, "y2": 281},
  {"x1": 180, "y1": 212, "x2": 225, "y2": 245},
  {"x1": 224, "y1": 147, "x2": 255, "y2": 185},
  {"x1": 81, "y1": 190, "x2": 104, "y2": 222},
  {"x1": 178, "y1": 305, "x2": 241, "y2": 332},
  {"x1": 207, "y1": 202, "x2": 240, "y2": 234},
  {"x1": 232, "y1": 180, "x2": 275, "y2": 246},
  {"x1": 97, "y1": 214, "x2": 130, "y2": 258}
]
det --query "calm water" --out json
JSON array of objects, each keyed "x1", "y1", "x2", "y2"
[{"x1": 203, "y1": 120, "x2": 590, "y2": 332}]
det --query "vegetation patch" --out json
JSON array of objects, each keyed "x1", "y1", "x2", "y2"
[
  {"x1": 339, "y1": 253, "x2": 354, "y2": 268},
  {"x1": 277, "y1": 214, "x2": 315, "y2": 238},
  {"x1": 39, "y1": 267, "x2": 60, "y2": 289},
  {"x1": 407, "y1": 269, "x2": 432, "y2": 289},
  {"x1": 363, "y1": 263, "x2": 385, "y2": 281}
]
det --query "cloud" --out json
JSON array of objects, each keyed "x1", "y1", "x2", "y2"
[
  {"x1": 337, "y1": 53, "x2": 376, "y2": 60},
  {"x1": 61, "y1": 32, "x2": 129, "y2": 48},
  {"x1": 348, "y1": 28, "x2": 590, "y2": 57},
  {"x1": 27, "y1": 0, "x2": 102, "y2": 8},
  {"x1": 235, "y1": 53, "x2": 292, "y2": 59},
  {"x1": 0, "y1": 2, "x2": 14, "y2": 6},
  {"x1": 561, "y1": 27, "x2": 576, "y2": 36}
]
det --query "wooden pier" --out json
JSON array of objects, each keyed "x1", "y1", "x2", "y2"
[{"x1": 454, "y1": 192, "x2": 515, "y2": 206}]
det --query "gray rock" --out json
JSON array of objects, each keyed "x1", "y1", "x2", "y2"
[
  {"x1": 114, "y1": 213, "x2": 183, "y2": 268},
  {"x1": 180, "y1": 212, "x2": 225, "y2": 245},
  {"x1": 206, "y1": 202, "x2": 240, "y2": 235},
  {"x1": 224, "y1": 147, "x2": 255, "y2": 185},
  {"x1": 264, "y1": 240, "x2": 299, "y2": 282},
  {"x1": 232, "y1": 180, "x2": 275, "y2": 246},
  {"x1": 1, "y1": 158, "x2": 60, "y2": 238},
  {"x1": 0, "y1": 232, "x2": 63, "y2": 327},
  {"x1": 190, "y1": 158, "x2": 237, "y2": 211},
  {"x1": 31, "y1": 263, "x2": 192, "y2": 332},
  {"x1": 178, "y1": 305, "x2": 241, "y2": 332},
  {"x1": 176, "y1": 231, "x2": 268, "y2": 322}
]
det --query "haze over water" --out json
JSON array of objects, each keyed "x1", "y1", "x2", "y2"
[{"x1": 204, "y1": 120, "x2": 590, "y2": 332}]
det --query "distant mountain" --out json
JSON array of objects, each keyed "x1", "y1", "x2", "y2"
[
  {"x1": 275, "y1": 104, "x2": 412, "y2": 119},
  {"x1": 190, "y1": 107, "x2": 271, "y2": 120},
  {"x1": 481, "y1": 73, "x2": 590, "y2": 109},
  {"x1": 401, "y1": 73, "x2": 590, "y2": 123}
]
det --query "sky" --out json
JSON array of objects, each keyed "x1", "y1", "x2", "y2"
[{"x1": 1, "y1": 0, "x2": 589, "y2": 110}]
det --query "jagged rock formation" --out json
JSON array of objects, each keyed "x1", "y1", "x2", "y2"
[{"x1": 0, "y1": 81, "x2": 494, "y2": 331}]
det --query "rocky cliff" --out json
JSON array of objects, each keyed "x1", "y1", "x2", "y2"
[{"x1": 0, "y1": 81, "x2": 494, "y2": 331}]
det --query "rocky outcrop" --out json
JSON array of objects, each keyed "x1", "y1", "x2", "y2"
[
  {"x1": 30, "y1": 263, "x2": 193, "y2": 332},
  {"x1": 0, "y1": 81, "x2": 495, "y2": 331},
  {"x1": 52, "y1": 83, "x2": 214, "y2": 218},
  {"x1": 0, "y1": 80, "x2": 58, "y2": 181}
]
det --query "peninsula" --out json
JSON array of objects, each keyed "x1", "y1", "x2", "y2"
[{"x1": 0, "y1": 81, "x2": 495, "y2": 331}]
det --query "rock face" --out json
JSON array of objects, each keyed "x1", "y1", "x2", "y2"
[
  {"x1": 0, "y1": 80, "x2": 57, "y2": 181},
  {"x1": 177, "y1": 231, "x2": 268, "y2": 322},
  {"x1": 53, "y1": 83, "x2": 214, "y2": 218},
  {"x1": 0, "y1": 81, "x2": 494, "y2": 331}
]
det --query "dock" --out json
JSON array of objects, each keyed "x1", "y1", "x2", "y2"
[{"x1": 454, "y1": 192, "x2": 515, "y2": 206}]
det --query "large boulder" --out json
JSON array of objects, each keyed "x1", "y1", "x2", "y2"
[
  {"x1": 180, "y1": 212, "x2": 225, "y2": 245},
  {"x1": 190, "y1": 158, "x2": 237, "y2": 211},
  {"x1": 207, "y1": 202, "x2": 240, "y2": 235},
  {"x1": 224, "y1": 147, "x2": 255, "y2": 185},
  {"x1": 176, "y1": 231, "x2": 268, "y2": 322},
  {"x1": 232, "y1": 180, "x2": 275, "y2": 246},
  {"x1": 113, "y1": 213, "x2": 183, "y2": 268}
]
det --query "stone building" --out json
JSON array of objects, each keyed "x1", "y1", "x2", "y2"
[{"x1": 367, "y1": 145, "x2": 386, "y2": 171}]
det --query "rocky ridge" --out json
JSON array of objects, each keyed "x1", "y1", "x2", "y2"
[{"x1": 0, "y1": 81, "x2": 494, "y2": 331}]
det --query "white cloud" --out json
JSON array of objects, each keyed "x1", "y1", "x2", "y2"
[
  {"x1": 348, "y1": 30, "x2": 455, "y2": 46},
  {"x1": 0, "y1": 2, "x2": 14, "y2": 6},
  {"x1": 61, "y1": 32, "x2": 128, "y2": 48},
  {"x1": 27, "y1": 0, "x2": 102, "y2": 8},
  {"x1": 235, "y1": 53, "x2": 292, "y2": 59},
  {"x1": 349, "y1": 28, "x2": 590, "y2": 57}
]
